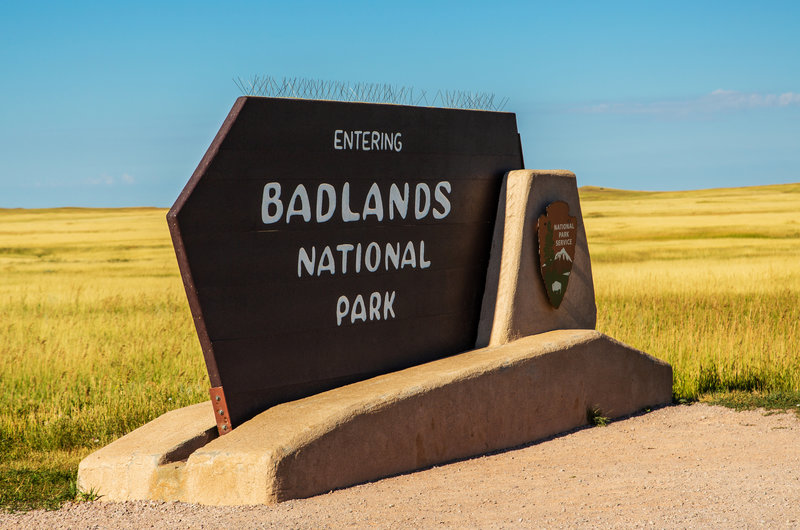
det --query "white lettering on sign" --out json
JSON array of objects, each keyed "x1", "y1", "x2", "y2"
[
  {"x1": 333, "y1": 130, "x2": 403, "y2": 152},
  {"x1": 261, "y1": 180, "x2": 450, "y2": 327},
  {"x1": 555, "y1": 225, "x2": 575, "y2": 247},
  {"x1": 298, "y1": 241, "x2": 431, "y2": 278},
  {"x1": 261, "y1": 181, "x2": 452, "y2": 224},
  {"x1": 261, "y1": 182, "x2": 283, "y2": 223},
  {"x1": 336, "y1": 291, "x2": 396, "y2": 326}
]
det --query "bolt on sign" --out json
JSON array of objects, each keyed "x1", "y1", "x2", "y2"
[
  {"x1": 168, "y1": 97, "x2": 523, "y2": 433},
  {"x1": 536, "y1": 201, "x2": 577, "y2": 308}
]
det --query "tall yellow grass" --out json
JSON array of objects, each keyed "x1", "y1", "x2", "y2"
[
  {"x1": 0, "y1": 208, "x2": 207, "y2": 460},
  {"x1": 583, "y1": 183, "x2": 800, "y2": 398}
]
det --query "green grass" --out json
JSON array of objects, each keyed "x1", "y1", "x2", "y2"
[
  {"x1": 0, "y1": 453, "x2": 79, "y2": 512},
  {"x1": 586, "y1": 407, "x2": 610, "y2": 427},
  {"x1": 699, "y1": 390, "x2": 800, "y2": 417},
  {"x1": 0, "y1": 468, "x2": 76, "y2": 512},
  {"x1": 1, "y1": 182, "x2": 799, "y2": 510}
]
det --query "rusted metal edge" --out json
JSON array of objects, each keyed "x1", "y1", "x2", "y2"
[
  {"x1": 167, "y1": 97, "x2": 248, "y2": 388},
  {"x1": 209, "y1": 386, "x2": 232, "y2": 435}
]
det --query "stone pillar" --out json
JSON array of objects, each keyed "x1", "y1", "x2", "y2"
[{"x1": 477, "y1": 170, "x2": 597, "y2": 347}]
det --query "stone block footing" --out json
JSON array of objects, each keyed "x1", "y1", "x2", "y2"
[{"x1": 78, "y1": 329, "x2": 672, "y2": 505}]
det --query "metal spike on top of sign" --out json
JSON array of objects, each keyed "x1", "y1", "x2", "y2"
[
  {"x1": 233, "y1": 75, "x2": 509, "y2": 111},
  {"x1": 537, "y1": 201, "x2": 578, "y2": 309}
]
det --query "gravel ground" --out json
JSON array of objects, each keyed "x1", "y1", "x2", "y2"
[{"x1": 3, "y1": 403, "x2": 799, "y2": 529}]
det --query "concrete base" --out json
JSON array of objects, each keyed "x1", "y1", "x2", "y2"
[{"x1": 79, "y1": 330, "x2": 671, "y2": 505}]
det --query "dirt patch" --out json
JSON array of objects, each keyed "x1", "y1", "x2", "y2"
[{"x1": 3, "y1": 403, "x2": 799, "y2": 528}]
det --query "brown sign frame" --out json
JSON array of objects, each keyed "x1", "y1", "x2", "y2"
[{"x1": 168, "y1": 97, "x2": 523, "y2": 432}]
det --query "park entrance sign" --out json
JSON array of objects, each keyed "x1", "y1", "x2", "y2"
[
  {"x1": 168, "y1": 97, "x2": 523, "y2": 432},
  {"x1": 84, "y1": 101, "x2": 674, "y2": 505}
]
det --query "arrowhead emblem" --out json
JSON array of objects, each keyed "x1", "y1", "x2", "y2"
[{"x1": 537, "y1": 201, "x2": 577, "y2": 308}]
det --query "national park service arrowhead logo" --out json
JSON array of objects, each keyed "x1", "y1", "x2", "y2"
[{"x1": 537, "y1": 201, "x2": 577, "y2": 308}]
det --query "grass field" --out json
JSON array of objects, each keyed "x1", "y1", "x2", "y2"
[
  {"x1": 581, "y1": 184, "x2": 800, "y2": 399},
  {"x1": 0, "y1": 208, "x2": 208, "y2": 510},
  {"x1": 1, "y1": 183, "x2": 799, "y2": 510}
]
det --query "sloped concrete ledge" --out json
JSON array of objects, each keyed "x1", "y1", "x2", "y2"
[
  {"x1": 77, "y1": 402, "x2": 217, "y2": 501},
  {"x1": 79, "y1": 329, "x2": 672, "y2": 505}
]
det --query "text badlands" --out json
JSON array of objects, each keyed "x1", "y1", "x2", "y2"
[{"x1": 261, "y1": 181, "x2": 451, "y2": 224}]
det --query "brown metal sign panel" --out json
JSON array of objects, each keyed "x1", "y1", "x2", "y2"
[
  {"x1": 536, "y1": 201, "x2": 577, "y2": 308},
  {"x1": 168, "y1": 97, "x2": 523, "y2": 431}
]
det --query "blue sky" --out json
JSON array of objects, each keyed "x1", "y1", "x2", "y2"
[{"x1": 1, "y1": 1, "x2": 799, "y2": 207}]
